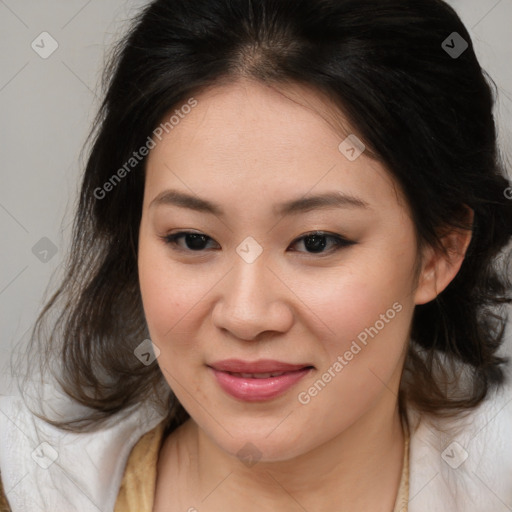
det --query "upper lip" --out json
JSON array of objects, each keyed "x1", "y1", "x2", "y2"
[{"x1": 208, "y1": 359, "x2": 313, "y2": 373}]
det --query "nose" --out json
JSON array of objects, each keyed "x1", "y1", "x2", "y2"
[{"x1": 211, "y1": 254, "x2": 294, "y2": 341}]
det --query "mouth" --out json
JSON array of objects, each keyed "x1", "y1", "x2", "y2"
[
  {"x1": 207, "y1": 358, "x2": 314, "y2": 373},
  {"x1": 222, "y1": 370, "x2": 310, "y2": 378},
  {"x1": 207, "y1": 359, "x2": 314, "y2": 402}
]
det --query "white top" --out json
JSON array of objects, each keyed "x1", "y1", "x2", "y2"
[{"x1": 1, "y1": 384, "x2": 511, "y2": 511}]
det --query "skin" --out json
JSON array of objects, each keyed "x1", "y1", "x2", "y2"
[{"x1": 137, "y1": 78, "x2": 473, "y2": 511}]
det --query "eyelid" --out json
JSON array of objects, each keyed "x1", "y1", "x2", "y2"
[
  {"x1": 160, "y1": 230, "x2": 356, "y2": 256},
  {"x1": 289, "y1": 231, "x2": 355, "y2": 254}
]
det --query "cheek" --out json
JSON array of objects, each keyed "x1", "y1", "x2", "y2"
[
  {"x1": 292, "y1": 273, "x2": 411, "y2": 444},
  {"x1": 138, "y1": 235, "x2": 223, "y2": 381},
  {"x1": 137, "y1": 247, "x2": 203, "y2": 391},
  {"x1": 292, "y1": 251, "x2": 413, "y2": 356},
  {"x1": 289, "y1": 238, "x2": 415, "y2": 408},
  {"x1": 138, "y1": 237, "x2": 195, "y2": 343}
]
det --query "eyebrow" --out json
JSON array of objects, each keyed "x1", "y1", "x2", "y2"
[{"x1": 149, "y1": 189, "x2": 371, "y2": 216}]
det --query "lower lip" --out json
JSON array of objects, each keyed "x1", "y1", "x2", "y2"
[{"x1": 209, "y1": 367, "x2": 313, "y2": 402}]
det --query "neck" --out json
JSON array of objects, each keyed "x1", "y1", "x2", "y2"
[{"x1": 183, "y1": 391, "x2": 405, "y2": 511}]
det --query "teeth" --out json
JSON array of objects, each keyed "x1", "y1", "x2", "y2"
[{"x1": 234, "y1": 372, "x2": 287, "y2": 378}]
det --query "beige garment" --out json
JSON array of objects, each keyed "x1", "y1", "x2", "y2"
[
  {"x1": 115, "y1": 421, "x2": 410, "y2": 512},
  {"x1": 393, "y1": 430, "x2": 410, "y2": 512},
  {"x1": 0, "y1": 472, "x2": 11, "y2": 512},
  {"x1": 114, "y1": 420, "x2": 167, "y2": 512}
]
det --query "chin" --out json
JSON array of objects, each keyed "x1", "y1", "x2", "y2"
[{"x1": 215, "y1": 431, "x2": 309, "y2": 465}]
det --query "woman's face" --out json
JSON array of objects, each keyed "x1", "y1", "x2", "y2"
[{"x1": 138, "y1": 78, "x2": 426, "y2": 461}]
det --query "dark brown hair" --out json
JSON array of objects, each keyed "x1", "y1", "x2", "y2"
[{"x1": 20, "y1": 0, "x2": 512, "y2": 432}]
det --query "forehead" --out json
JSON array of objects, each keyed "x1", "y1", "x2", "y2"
[
  {"x1": 153, "y1": 78, "x2": 354, "y2": 153},
  {"x1": 144, "y1": 78, "x2": 405, "y2": 215}
]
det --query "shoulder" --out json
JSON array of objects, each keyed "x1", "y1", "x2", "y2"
[
  {"x1": 0, "y1": 394, "x2": 165, "y2": 512},
  {"x1": 407, "y1": 385, "x2": 512, "y2": 511}
]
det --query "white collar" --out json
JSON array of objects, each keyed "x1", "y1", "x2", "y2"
[
  {"x1": 1, "y1": 386, "x2": 511, "y2": 511},
  {"x1": 407, "y1": 386, "x2": 512, "y2": 511},
  {"x1": 0, "y1": 394, "x2": 164, "y2": 511}
]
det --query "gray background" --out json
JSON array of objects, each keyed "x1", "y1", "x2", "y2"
[{"x1": 1, "y1": 0, "x2": 511, "y2": 395}]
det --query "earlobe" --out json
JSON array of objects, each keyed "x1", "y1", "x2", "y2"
[{"x1": 414, "y1": 207, "x2": 474, "y2": 306}]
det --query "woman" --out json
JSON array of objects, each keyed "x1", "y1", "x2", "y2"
[{"x1": 1, "y1": 0, "x2": 511, "y2": 511}]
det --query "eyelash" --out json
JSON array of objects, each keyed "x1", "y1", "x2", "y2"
[{"x1": 160, "y1": 230, "x2": 355, "y2": 257}]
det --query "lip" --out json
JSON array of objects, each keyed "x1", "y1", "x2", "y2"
[
  {"x1": 207, "y1": 359, "x2": 314, "y2": 402},
  {"x1": 208, "y1": 359, "x2": 313, "y2": 373}
]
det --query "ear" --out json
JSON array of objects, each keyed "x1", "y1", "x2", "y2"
[{"x1": 414, "y1": 206, "x2": 474, "y2": 305}]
